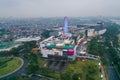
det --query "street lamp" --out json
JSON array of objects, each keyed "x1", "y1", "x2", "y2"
[
  {"x1": 98, "y1": 61, "x2": 102, "y2": 80},
  {"x1": 78, "y1": 77, "x2": 81, "y2": 80},
  {"x1": 101, "y1": 74, "x2": 103, "y2": 78},
  {"x1": 98, "y1": 62, "x2": 101, "y2": 66}
]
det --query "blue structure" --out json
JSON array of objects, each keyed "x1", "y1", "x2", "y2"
[{"x1": 63, "y1": 16, "x2": 68, "y2": 35}]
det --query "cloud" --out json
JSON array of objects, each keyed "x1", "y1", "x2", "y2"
[{"x1": 0, "y1": 0, "x2": 120, "y2": 17}]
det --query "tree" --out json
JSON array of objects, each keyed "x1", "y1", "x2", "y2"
[
  {"x1": 41, "y1": 30, "x2": 51, "y2": 38},
  {"x1": 60, "y1": 70, "x2": 73, "y2": 80},
  {"x1": 26, "y1": 64, "x2": 39, "y2": 74},
  {"x1": 72, "y1": 73, "x2": 82, "y2": 80},
  {"x1": 0, "y1": 51, "x2": 11, "y2": 57},
  {"x1": 86, "y1": 74, "x2": 95, "y2": 80}
]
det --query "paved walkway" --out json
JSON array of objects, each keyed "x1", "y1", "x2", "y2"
[{"x1": 101, "y1": 66, "x2": 106, "y2": 80}]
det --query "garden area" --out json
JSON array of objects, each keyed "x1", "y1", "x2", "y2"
[
  {"x1": 52, "y1": 60, "x2": 100, "y2": 80},
  {"x1": 0, "y1": 57, "x2": 22, "y2": 77},
  {"x1": 60, "y1": 60, "x2": 100, "y2": 80},
  {"x1": 34, "y1": 57, "x2": 100, "y2": 80}
]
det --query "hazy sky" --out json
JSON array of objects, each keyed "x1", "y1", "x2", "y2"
[{"x1": 0, "y1": 0, "x2": 120, "y2": 17}]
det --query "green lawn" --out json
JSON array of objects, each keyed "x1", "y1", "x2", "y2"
[
  {"x1": 60, "y1": 60, "x2": 100, "y2": 80},
  {"x1": 37, "y1": 59, "x2": 100, "y2": 80},
  {"x1": 30, "y1": 52, "x2": 100, "y2": 80},
  {"x1": 0, "y1": 57, "x2": 22, "y2": 77}
]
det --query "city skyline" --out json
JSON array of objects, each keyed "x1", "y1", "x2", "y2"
[{"x1": 0, "y1": 0, "x2": 120, "y2": 17}]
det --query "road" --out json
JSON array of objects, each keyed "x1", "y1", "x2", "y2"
[
  {"x1": 100, "y1": 65, "x2": 106, "y2": 80},
  {"x1": 106, "y1": 62, "x2": 120, "y2": 80},
  {"x1": 77, "y1": 39, "x2": 120, "y2": 80},
  {"x1": 104, "y1": 53, "x2": 120, "y2": 80},
  {"x1": 0, "y1": 56, "x2": 29, "y2": 80},
  {"x1": 76, "y1": 41, "x2": 99, "y2": 60}
]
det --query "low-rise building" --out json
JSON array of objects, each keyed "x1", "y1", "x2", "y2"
[
  {"x1": 15, "y1": 36, "x2": 41, "y2": 43},
  {"x1": 39, "y1": 34, "x2": 77, "y2": 61}
]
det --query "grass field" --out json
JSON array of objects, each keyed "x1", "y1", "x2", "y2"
[
  {"x1": 0, "y1": 57, "x2": 22, "y2": 77},
  {"x1": 37, "y1": 59, "x2": 100, "y2": 80},
  {"x1": 31, "y1": 52, "x2": 100, "y2": 80},
  {"x1": 61, "y1": 60, "x2": 100, "y2": 80}
]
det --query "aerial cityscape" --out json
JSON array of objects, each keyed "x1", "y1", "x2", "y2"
[{"x1": 0, "y1": 0, "x2": 120, "y2": 80}]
